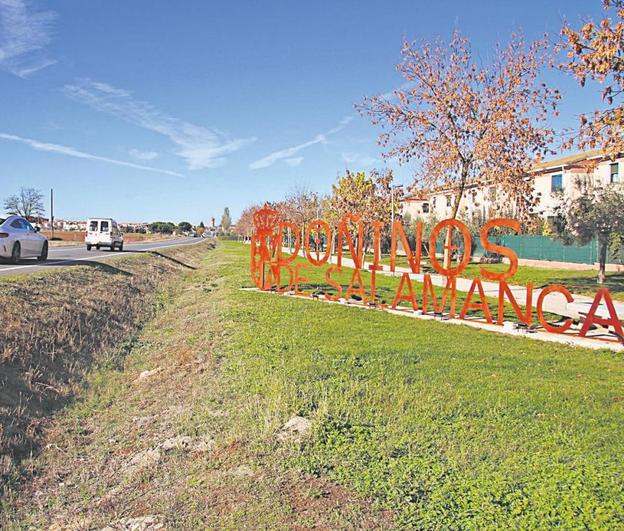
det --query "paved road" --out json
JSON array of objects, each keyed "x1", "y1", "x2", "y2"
[{"x1": 0, "y1": 238, "x2": 202, "y2": 277}]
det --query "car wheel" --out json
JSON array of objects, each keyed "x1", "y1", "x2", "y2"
[
  {"x1": 86, "y1": 244, "x2": 92, "y2": 251},
  {"x1": 119, "y1": 242, "x2": 124, "y2": 251},
  {"x1": 10, "y1": 241, "x2": 21, "y2": 264},
  {"x1": 96, "y1": 245, "x2": 100, "y2": 250},
  {"x1": 110, "y1": 243, "x2": 116, "y2": 251},
  {"x1": 37, "y1": 241, "x2": 48, "y2": 262}
]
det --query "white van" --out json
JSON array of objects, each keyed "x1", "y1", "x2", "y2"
[{"x1": 85, "y1": 218, "x2": 124, "y2": 251}]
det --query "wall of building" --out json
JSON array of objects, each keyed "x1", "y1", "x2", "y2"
[{"x1": 401, "y1": 156, "x2": 624, "y2": 222}]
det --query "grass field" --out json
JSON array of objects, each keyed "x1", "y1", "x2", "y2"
[
  {"x1": 380, "y1": 254, "x2": 624, "y2": 301},
  {"x1": 3, "y1": 241, "x2": 623, "y2": 528}
]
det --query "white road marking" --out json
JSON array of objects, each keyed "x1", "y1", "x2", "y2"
[
  {"x1": 0, "y1": 239, "x2": 200, "y2": 274},
  {"x1": 0, "y1": 260, "x2": 67, "y2": 271}
]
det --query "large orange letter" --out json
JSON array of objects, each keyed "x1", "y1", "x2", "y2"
[
  {"x1": 325, "y1": 265, "x2": 343, "y2": 301},
  {"x1": 497, "y1": 281, "x2": 533, "y2": 326},
  {"x1": 274, "y1": 263, "x2": 294, "y2": 293},
  {"x1": 422, "y1": 273, "x2": 457, "y2": 317},
  {"x1": 277, "y1": 222, "x2": 301, "y2": 264},
  {"x1": 368, "y1": 221, "x2": 385, "y2": 303},
  {"x1": 390, "y1": 221, "x2": 422, "y2": 273},
  {"x1": 305, "y1": 219, "x2": 332, "y2": 266},
  {"x1": 459, "y1": 278, "x2": 493, "y2": 323},
  {"x1": 479, "y1": 218, "x2": 520, "y2": 281},
  {"x1": 294, "y1": 263, "x2": 311, "y2": 297},
  {"x1": 429, "y1": 219, "x2": 472, "y2": 276},
  {"x1": 536, "y1": 285, "x2": 573, "y2": 334},
  {"x1": 579, "y1": 288, "x2": 624, "y2": 341},
  {"x1": 392, "y1": 272, "x2": 418, "y2": 310},
  {"x1": 345, "y1": 268, "x2": 367, "y2": 304},
  {"x1": 337, "y1": 214, "x2": 363, "y2": 269}
]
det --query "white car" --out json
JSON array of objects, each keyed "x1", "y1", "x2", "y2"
[
  {"x1": 85, "y1": 218, "x2": 124, "y2": 251},
  {"x1": 0, "y1": 215, "x2": 48, "y2": 263}
]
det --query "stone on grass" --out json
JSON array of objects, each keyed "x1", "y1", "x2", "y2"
[
  {"x1": 160, "y1": 435, "x2": 192, "y2": 452},
  {"x1": 227, "y1": 464, "x2": 254, "y2": 477},
  {"x1": 101, "y1": 514, "x2": 164, "y2": 530},
  {"x1": 276, "y1": 416, "x2": 312, "y2": 442},
  {"x1": 126, "y1": 447, "x2": 161, "y2": 473},
  {"x1": 136, "y1": 367, "x2": 162, "y2": 382},
  {"x1": 193, "y1": 435, "x2": 215, "y2": 453}
]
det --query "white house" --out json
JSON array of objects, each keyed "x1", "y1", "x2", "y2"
[{"x1": 401, "y1": 151, "x2": 623, "y2": 222}]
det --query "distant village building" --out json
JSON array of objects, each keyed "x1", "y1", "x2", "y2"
[{"x1": 401, "y1": 150, "x2": 622, "y2": 222}]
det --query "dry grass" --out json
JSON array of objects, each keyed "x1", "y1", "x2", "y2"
[
  {"x1": 1, "y1": 241, "x2": 390, "y2": 529},
  {"x1": 0, "y1": 241, "x2": 212, "y2": 490},
  {"x1": 42, "y1": 231, "x2": 182, "y2": 243}
]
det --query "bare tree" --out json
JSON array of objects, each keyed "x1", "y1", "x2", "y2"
[
  {"x1": 3, "y1": 187, "x2": 45, "y2": 219},
  {"x1": 286, "y1": 184, "x2": 322, "y2": 232}
]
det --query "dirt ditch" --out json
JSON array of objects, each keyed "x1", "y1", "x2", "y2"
[{"x1": 0, "y1": 241, "x2": 214, "y2": 491}]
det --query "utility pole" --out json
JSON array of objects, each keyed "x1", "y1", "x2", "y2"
[{"x1": 50, "y1": 188, "x2": 55, "y2": 240}]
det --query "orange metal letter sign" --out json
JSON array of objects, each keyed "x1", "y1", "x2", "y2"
[{"x1": 250, "y1": 208, "x2": 623, "y2": 346}]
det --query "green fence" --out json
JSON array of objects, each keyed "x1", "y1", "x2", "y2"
[
  {"x1": 467, "y1": 235, "x2": 601, "y2": 264},
  {"x1": 436, "y1": 234, "x2": 603, "y2": 264},
  {"x1": 498, "y1": 235, "x2": 598, "y2": 264}
]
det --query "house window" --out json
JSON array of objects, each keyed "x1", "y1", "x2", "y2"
[
  {"x1": 551, "y1": 174, "x2": 563, "y2": 192},
  {"x1": 489, "y1": 186, "x2": 497, "y2": 201},
  {"x1": 446, "y1": 195, "x2": 452, "y2": 207},
  {"x1": 432, "y1": 197, "x2": 437, "y2": 208},
  {"x1": 610, "y1": 162, "x2": 619, "y2": 183},
  {"x1": 422, "y1": 203, "x2": 429, "y2": 213}
]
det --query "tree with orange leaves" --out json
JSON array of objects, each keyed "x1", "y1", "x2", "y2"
[
  {"x1": 234, "y1": 205, "x2": 259, "y2": 241},
  {"x1": 560, "y1": 0, "x2": 624, "y2": 156},
  {"x1": 357, "y1": 30, "x2": 560, "y2": 222},
  {"x1": 324, "y1": 169, "x2": 399, "y2": 253}
]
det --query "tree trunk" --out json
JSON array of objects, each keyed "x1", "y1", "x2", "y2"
[
  {"x1": 598, "y1": 238, "x2": 608, "y2": 284},
  {"x1": 443, "y1": 167, "x2": 469, "y2": 269}
]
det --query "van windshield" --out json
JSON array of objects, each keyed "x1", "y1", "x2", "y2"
[
  {"x1": 100, "y1": 221, "x2": 109, "y2": 232},
  {"x1": 89, "y1": 220, "x2": 98, "y2": 231}
]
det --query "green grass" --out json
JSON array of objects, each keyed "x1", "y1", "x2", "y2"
[
  {"x1": 5, "y1": 241, "x2": 623, "y2": 528},
  {"x1": 380, "y1": 254, "x2": 624, "y2": 301},
  {"x1": 276, "y1": 251, "x2": 563, "y2": 324},
  {"x1": 222, "y1": 242, "x2": 624, "y2": 527}
]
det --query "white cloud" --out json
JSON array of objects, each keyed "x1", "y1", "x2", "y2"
[
  {"x1": 129, "y1": 148, "x2": 159, "y2": 161},
  {"x1": 379, "y1": 81, "x2": 414, "y2": 101},
  {"x1": 284, "y1": 157, "x2": 303, "y2": 167},
  {"x1": 0, "y1": 0, "x2": 57, "y2": 78},
  {"x1": 341, "y1": 152, "x2": 379, "y2": 168},
  {"x1": 0, "y1": 132, "x2": 183, "y2": 177},
  {"x1": 63, "y1": 79, "x2": 256, "y2": 170},
  {"x1": 250, "y1": 116, "x2": 353, "y2": 170}
]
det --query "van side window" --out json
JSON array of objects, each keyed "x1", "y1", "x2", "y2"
[
  {"x1": 100, "y1": 221, "x2": 109, "y2": 232},
  {"x1": 89, "y1": 221, "x2": 98, "y2": 231}
]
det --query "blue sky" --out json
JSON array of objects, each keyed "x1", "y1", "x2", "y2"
[{"x1": 0, "y1": 0, "x2": 609, "y2": 223}]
